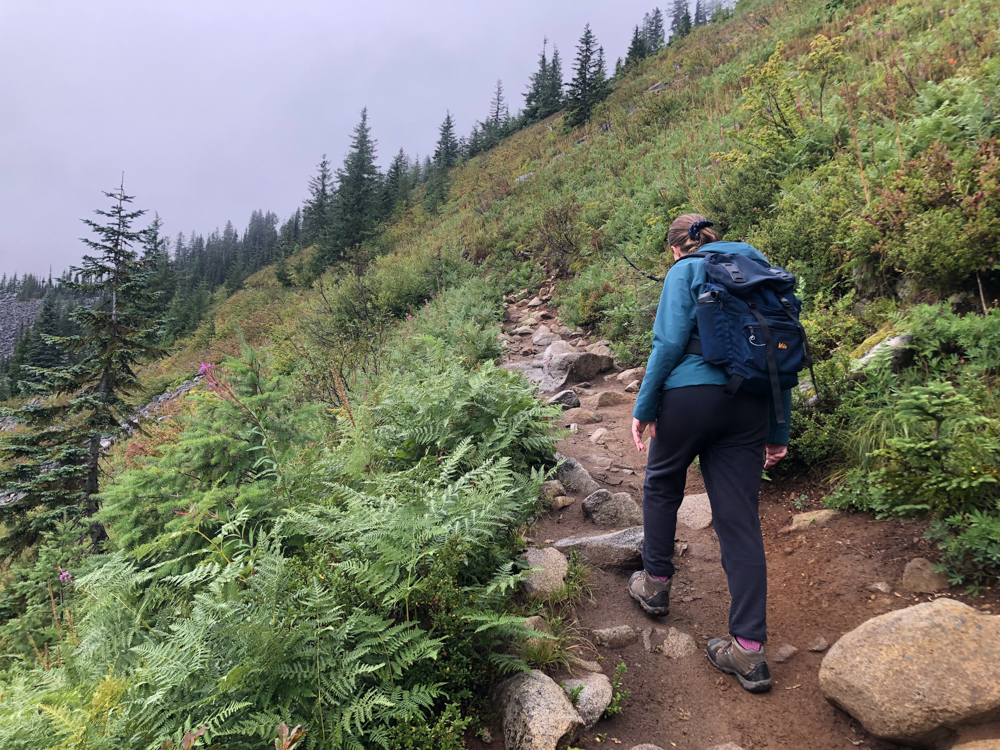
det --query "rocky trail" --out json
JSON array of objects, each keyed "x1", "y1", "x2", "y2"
[{"x1": 477, "y1": 288, "x2": 1000, "y2": 750}]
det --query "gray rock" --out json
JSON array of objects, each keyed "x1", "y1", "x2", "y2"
[
  {"x1": 523, "y1": 547, "x2": 568, "y2": 599},
  {"x1": 820, "y1": 599, "x2": 1000, "y2": 747},
  {"x1": 514, "y1": 325, "x2": 534, "y2": 335},
  {"x1": 581, "y1": 454, "x2": 613, "y2": 470},
  {"x1": 624, "y1": 380, "x2": 641, "y2": 393},
  {"x1": 540, "y1": 352, "x2": 615, "y2": 391},
  {"x1": 561, "y1": 408, "x2": 601, "y2": 425},
  {"x1": 616, "y1": 367, "x2": 646, "y2": 383},
  {"x1": 527, "y1": 296, "x2": 544, "y2": 307},
  {"x1": 773, "y1": 644, "x2": 799, "y2": 663},
  {"x1": 660, "y1": 627, "x2": 697, "y2": 658},
  {"x1": 853, "y1": 334, "x2": 913, "y2": 372},
  {"x1": 582, "y1": 489, "x2": 643, "y2": 526},
  {"x1": 491, "y1": 670, "x2": 584, "y2": 750},
  {"x1": 554, "y1": 526, "x2": 644, "y2": 568},
  {"x1": 533, "y1": 325, "x2": 563, "y2": 347},
  {"x1": 515, "y1": 172, "x2": 536, "y2": 184},
  {"x1": 567, "y1": 655, "x2": 603, "y2": 673},
  {"x1": 677, "y1": 493, "x2": 712, "y2": 530},
  {"x1": 562, "y1": 672, "x2": 612, "y2": 729},
  {"x1": 593, "y1": 625, "x2": 637, "y2": 648},
  {"x1": 542, "y1": 340, "x2": 578, "y2": 360},
  {"x1": 785, "y1": 508, "x2": 840, "y2": 532},
  {"x1": 809, "y1": 635, "x2": 831, "y2": 652},
  {"x1": 868, "y1": 581, "x2": 893, "y2": 594},
  {"x1": 552, "y1": 496, "x2": 575, "y2": 510},
  {"x1": 902, "y1": 557, "x2": 950, "y2": 593},
  {"x1": 556, "y1": 457, "x2": 602, "y2": 497},
  {"x1": 581, "y1": 390, "x2": 632, "y2": 408},
  {"x1": 541, "y1": 480, "x2": 567, "y2": 502},
  {"x1": 589, "y1": 427, "x2": 608, "y2": 445},
  {"x1": 0, "y1": 293, "x2": 42, "y2": 360},
  {"x1": 547, "y1": 390, "x2": 581, "y2": 409}
]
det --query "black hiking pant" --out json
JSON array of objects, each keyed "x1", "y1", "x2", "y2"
[{"x1": 641, "y1": 385, "x2": 770, "y2": 642}]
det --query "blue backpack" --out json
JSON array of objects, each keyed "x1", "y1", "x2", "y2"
[{"x1": 678, "y1": 250, "x2": 815, "y2": 424}]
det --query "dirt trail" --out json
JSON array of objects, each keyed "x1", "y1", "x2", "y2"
[{"x1": 478, "y1": 298, "x2": 1000, "y2": 750}]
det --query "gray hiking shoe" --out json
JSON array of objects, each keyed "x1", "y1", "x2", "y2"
[
  {"x1": 706, "y1": 636, "x2": 772, "y2": 693},
  {"x1": 627, "y1": 570, "x2": 671, "y2": 616}
]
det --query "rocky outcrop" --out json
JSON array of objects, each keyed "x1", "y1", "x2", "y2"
[
  {"x1": 582, "y1": 489, "x2": 643, "y2": 526},
  {"x1": 504, "y1": 350, "x2": 613, "y2": 393},
  {"x1": 561, "y1": 672, "x2": 612, "y2": 729},
  {"x1": 554, "y1": 526, "x2": 644, "y2": 568},
  {"x1": 491, "y1": 670, "x2": 584, "y2": 750},
  {"x1": 819, "y1": 599, "x2": 1000, "y2": 748}
]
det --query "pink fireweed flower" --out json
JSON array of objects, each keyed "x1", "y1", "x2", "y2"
[{"x1": 57, "y1": 566, "x2": 72, "y2": 584}]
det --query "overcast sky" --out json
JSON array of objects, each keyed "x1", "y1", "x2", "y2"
[{"x1": 0, "y1": 1, "x2": 663, "y2": 277}]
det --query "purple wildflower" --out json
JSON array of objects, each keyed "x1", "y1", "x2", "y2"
[{"x1": 58, "y1": 566, "x2": 72, "y2": 584}]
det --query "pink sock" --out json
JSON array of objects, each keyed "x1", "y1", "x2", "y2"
[
  {"x1": 648, "y1": 573, "x2": 670, "y2": 582},
  {"x1": 736, "y1": 636, "x2": 763, "y2": 652}
]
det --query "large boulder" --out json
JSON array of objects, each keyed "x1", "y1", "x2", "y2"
[
  {"x1": 523, "y1": 548, "x2": 568, "y2": 599},
  {"x1": 819, "y1": 599, "x2": 1000, "y2": 748},
  {"x1": 561, "y1": 672, "x2": 612, "y2": 729},
  {"x1": 556, "y1": 457, "x2": 602, "y2": 497},
  {"x1": 541, "y1": 352, "x2": 614, "y2": 391},
  {"x1": 582, "y1": 490, "x2": 643, "y2": 526},
  {"x1": 554, "y1": 527, "x2": 644, "y2": 568},
  {"x1": 491, "y1": 670, "x2": 584, "y2": 750}
]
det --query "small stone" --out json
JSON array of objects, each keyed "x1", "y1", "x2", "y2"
[
  {"x1": 513, "y1": 325, "x2": 534, "y2": 336},
  {"x1": 552, "y1": 495, "x2": 575, "y2": 510},
  {"x1": 562, "y1": 408, "x2": 602, "y2": 425},
  {"x1": 527, "y1": 296, "x2": 544, "y2": 306},
  {"x1": 561, "y1": 672, "x2": 612, "y2": 729},
  {"x1": 567, "y1": 655, "x2": 603, "y2": 673},
  {"x1": 556, "y1": 456, "x2": 601, "y2": 496},
  {"x1": 901, "y1": 557, "x2": 950, "y2": 593},
  {"x1": 589, "y1": 427, "x2": 608, "y2": 444},
  {"x1": 581, "y1": 390, "x2": 632, "y2": 408},
  {"x1": 523, "y1": 317, "x2": 539, "y2": 326},
  {"x1": 773, "y1": 644, "x2": 799, "y2": 663},
  {"x1": 593, "y1": 625, "x2": 637, "y2": 648},
  {"x1": 808, "y1": 636, "x2": 830, "y2": 652},
  {"x1": 642, "y1": 627, "x2": 653, "y2": 651},
  {"x1": 867, "y1": 581, "x2": 892, "y2": 594},
  {"x1": 547, "y1": 390, "x2": 581, "y2": 409},
  {"x1": 523, "y1": 547, "x2": 568, "y2": 599},
  {"x1": 568, "y1": 424, "x2": 579, "y2": 433},
  {"x1": 624, "y1": 380, "x2": 641, "y2": 393},
  {"x1": 660, "y1": 627, "x2": 697, "y2": 658},
  {"x1": 480, "y1": 728, "x2": 493, "y2": 744}
]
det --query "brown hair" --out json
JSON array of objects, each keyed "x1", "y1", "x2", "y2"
[{"x1": 667, "y1": 213, "x2": 721, "y2": 255}]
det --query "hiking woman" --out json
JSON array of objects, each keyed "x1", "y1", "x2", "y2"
[{"x1": 627, "y1": 213, "x2": 791, "y2": 694}]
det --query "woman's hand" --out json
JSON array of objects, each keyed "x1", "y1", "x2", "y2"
[
  {"x1": 764, "y1": 443, "x2": 787, "y2": 469},
  {"x1": 632, "y1": 418, "x2": 657, "y2": 452}
]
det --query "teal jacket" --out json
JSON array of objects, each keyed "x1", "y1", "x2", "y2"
[{"x1": 632, "y1": 241, "x2": 792, "y2": 445}]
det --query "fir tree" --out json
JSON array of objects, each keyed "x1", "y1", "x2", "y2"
[
  {"x1": 625, "y1": 25, "x2": 649, "y2": 69},
  {"x1": 489, "y1": 79, "x2": 508, "y2": 126},
  {"x1": 694, "y1": 0, "x2": 707, "y2": 26},
  {"x1": 26, "y1": 296, "x2": 65, "y2": 371},
  {"x1": 564, "y1": 24, "x2": 610, "y2": 128},
  {"x1": 523, "y1": 39, "x2": 550, "y2": 123},
  {"x1": 671, "y1": 0, "x2": 693, "y2": 39},
  {"x1": 433, "y1": 111, "x2": 460, "y2": 172},
  {"x1": 645, "y1": 8, "x2": 666, "y2": 51},
  {"x1": 302, "y1": 155, "x2": 334, "y2": 248},
  {"x1": 0, "y1": 182, "x2": 167, "y2": 551},
  {"x1": 325, "y1": 108, "x2": 382, "y2": 266},
  {"x1": 383, "y1": 148, "x2": 410, "y2": 214}
]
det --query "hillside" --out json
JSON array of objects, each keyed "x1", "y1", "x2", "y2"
[{"x1": 2, "y1": 0, "x2": 1000, "y2": 746}]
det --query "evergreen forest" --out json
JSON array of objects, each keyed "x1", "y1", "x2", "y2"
[{"x1": 2, "y1": 0, "x2": 1000, "y2": 746}]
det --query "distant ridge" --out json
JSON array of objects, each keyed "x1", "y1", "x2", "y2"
[{"x1": 0, "y1": 293, "x2": 41, "y2": 360}]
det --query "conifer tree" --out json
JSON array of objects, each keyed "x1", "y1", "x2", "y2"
[
  {"x1": 302, "y1": 155, "x2": 334, "y2": 248},
  {"x1": 546, "y1": 46, "x2": 565, "y2": 115},
  {"x1": 433, "y1": 111, "x2": 460, "y2": 171},
  {"x1": 625, "y1": 24, "x2": 649, "y2": 69},
  {"x1": 383, "y1": 148, "x2": 410, "y2": 214},
  {"x1": 489, "y1": 79, "x2": 508, "y2": 126},
  {"x1": 523, "y1": 39, "x2": 550, "y2": 123},
  {"x1": 693, "y1": 0, "x2": 707, "y2": 26},
  {"x1": 645, "y1": 8, "x2": 666, "y2": 51},
  {"x1": 564, "y1": 24, "x2": 610, "y2": 128},
  {"x1": 325, "y1": 108, "x2": 382, "y2": 265},
  {"x1": 26, "y1": 296, "x2": 65, "y2": 371},
  {"x1": 671, "y1": 0, "x2": 693, "y2": 38},
  {"x1": 0, "y1": 182, "x2": 167, "y2": 551}
]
